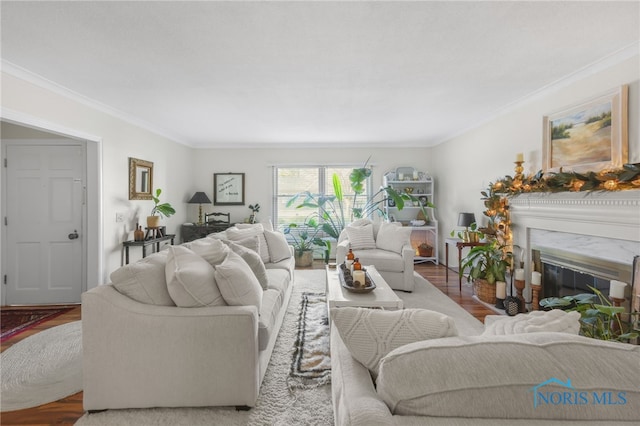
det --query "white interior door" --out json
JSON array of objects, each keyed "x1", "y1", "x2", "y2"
[{"x1": 4, "y1": 142, "x2": 85, "y2": 304}]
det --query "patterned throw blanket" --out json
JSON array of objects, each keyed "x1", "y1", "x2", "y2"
[{"x1": 289, "y1": 292, "x2": 331, "y2": 389}]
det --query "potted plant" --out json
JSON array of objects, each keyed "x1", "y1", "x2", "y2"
[
  {"x1": 284, "y1": 216, "x2": 332, "y2": 267},
  {"x1": 147, "y1": 188, "x2": 176, "y2": 228},
  {"x1": 460, "y1": 240, "x2": 512, "y2": 304},
  {"x1": 248, "y1": 203, "x2": 260, "y2": 224},
  {"x1": 450, "y1": 221, "x2": 484, "y2": 243}
]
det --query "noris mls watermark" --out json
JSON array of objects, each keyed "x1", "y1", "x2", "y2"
[{"x1": 530, "y1": 378, "x2": 627, "y2": 408}]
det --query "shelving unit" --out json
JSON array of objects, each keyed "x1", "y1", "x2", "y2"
[{"x1": 383, "y1": 168, "x2": 438, "y2": 265}]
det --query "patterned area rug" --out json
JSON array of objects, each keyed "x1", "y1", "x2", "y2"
[
  {"x1": 288, "y1": 292, "x2": 331, "y2": 389},
  {"x1": 1, "y1": 307, "x2": 72, "y2": 343}
]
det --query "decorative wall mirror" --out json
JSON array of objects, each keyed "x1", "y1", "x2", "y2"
[{"x1": 129, "y1": 157, "x2": 154, "y2": 200}]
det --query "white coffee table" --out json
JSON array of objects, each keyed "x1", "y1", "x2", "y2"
[{"x1": 326, "y1": 264, "x2": 404, "y2": 312}]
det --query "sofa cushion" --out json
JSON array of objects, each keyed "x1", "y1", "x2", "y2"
[
  {"x1": 483, "y1": 309, "x2": 581, "y2": 335},
  {"x1": 353, "y1": 249, "x2": 405, "y2": 272},
  {"x1": 227, "y1": 224, "x2": 270, "y2": 263},
  {"x1": 263, "y1": 229, "x2": 292, "y2": 263},
  {"x1": 165, "y1": 245, "x2": 226, "y2": 308},
  {"x1": 345, "y1": 223, "x2": 376, "y2": 250},
  {"x1": 375, "y1": 222, "x2": 412, "y2": 254},
  {"x1": 221, "y1": 239, "x2": 269, "y2": 290},
  {"x1": 182, "y1": 237, "x2": 229, "y2": 266},
  {"x1": 110, "y1": 250, "x2": 175, "y2": 306},
  {"x1": 265, "y1": 268, "x2": 290, "y2": 294},
  {"x1": 377, "y1": 332, "x2": 640, "y2": 420},
  {"x1": 214, "y1": 251, "x2": 263, "y2": 310},
  {"x1": 331, "y1": 307, "x2": 458, "y2": 377},
  {"x1": 258, "y1": 289, "x2": 283, "y2": 351}
]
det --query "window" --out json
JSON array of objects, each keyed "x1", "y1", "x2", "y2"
[{"x1": 273, "y1": 166, "x2": 370, "y2": 235}]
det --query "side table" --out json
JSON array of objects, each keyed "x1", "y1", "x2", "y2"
[
  {"x1": 445, "y1": 238, "x2": 486, "y2": 291},
  {"x1": 123, "y1": 234, "x2": 175, "y2": 264}
]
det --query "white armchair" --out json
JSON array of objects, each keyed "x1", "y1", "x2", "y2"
[{"x1": 335, "y1": 220, "x2": 415, "y2": 292}]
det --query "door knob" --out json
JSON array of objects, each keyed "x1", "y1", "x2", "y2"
[{"x1": 68, "y1": 230, "x2": 79, "y2": 240}]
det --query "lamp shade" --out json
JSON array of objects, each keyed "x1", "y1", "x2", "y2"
[
  {"x1": 188, "y1": 192, "x2": 211, "y2": 204},
  {"x1": 457, "y1": 212, "x2": 476, "y2": 227}
]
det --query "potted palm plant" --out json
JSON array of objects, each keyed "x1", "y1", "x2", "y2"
[
  {"x1": 284, "y1": 216, "x2": 331, "y2": 267},
  {"x1": 460, "y1": 240, "x2": 512, "y2": 304},
  {"x1": 147, "y1": 188, "x2": 176, "y2": 228}
]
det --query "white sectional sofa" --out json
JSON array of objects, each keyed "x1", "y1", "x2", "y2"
[
  {"x1": 83, "y1": 223, "x2": 295, "y2": 411},
  {"x1": 331, "y1": 285, "x2": 640, "y2": 425}
]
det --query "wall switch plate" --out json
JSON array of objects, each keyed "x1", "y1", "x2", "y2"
[{"x1": 115, "y1": 212, "x2": 124, "y2": 223}]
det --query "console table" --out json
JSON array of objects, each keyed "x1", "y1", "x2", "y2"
[
  {"x1": 445, "y1": 238, "x2": 486, "y2": 291},
  {"x1": 123, "y1": 234, "x2": 175, "y2": 264},
  {"x1": 181, "y1": 223, "x2": 233, "y2": 243}
]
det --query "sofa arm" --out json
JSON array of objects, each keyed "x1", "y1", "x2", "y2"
[
  {"x1": 336, "y1": 239, "x2": 350, "y2": 264},
  {"x1": 401, "y1": 244, "x2": 415, "y2": 267},
  {"x1": 82, "y1": 285, "x2": 260, "y2": 410}
]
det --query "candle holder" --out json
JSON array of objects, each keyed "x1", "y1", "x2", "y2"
[
  {"x1": 495, "y1": 297, "x2": 505, "y2": 310},
  {"x1": 531, "y1": 284, "x2": 542, "y2": 311},
  {"x1": 514, "y1": 279, "x2": 526, "y2": 313},
  {"x1": 514, "y1": 160, "x2": 524, "y2": 181},
  {"x1": 610, "y1": 296, "x2": 625, "y2": 333}
]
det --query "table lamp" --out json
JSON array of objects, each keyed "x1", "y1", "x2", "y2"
[
  {"x1": 457, "y1": 212, "x2": 476, "y2": 229},
  {"x1": 188, "y1": 192, "x2": 212, "y2": 225}
]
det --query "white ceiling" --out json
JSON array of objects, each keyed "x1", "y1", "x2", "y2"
[{"x1": 1, "y1": 1, "x2": 639, "y2": 148}]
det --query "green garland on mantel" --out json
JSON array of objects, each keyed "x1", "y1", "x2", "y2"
[{"x1": 480, "y1": 163, "x2": 640, "y2": 243}]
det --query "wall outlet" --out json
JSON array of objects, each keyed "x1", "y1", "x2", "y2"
[{"x1": 115, "y1": 212, "x2": 124, "y2": 223}]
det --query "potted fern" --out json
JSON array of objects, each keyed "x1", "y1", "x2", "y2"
[{"x1": 147, "y1": 188, "x2": 176, "y2": 228}]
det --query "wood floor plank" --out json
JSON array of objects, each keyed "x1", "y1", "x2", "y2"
[{"x1": 0, "y1": 263, "x2": 491, "y2": 425}]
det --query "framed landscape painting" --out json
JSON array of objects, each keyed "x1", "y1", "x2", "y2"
[{"x1": 542, "y1": 85, "x2": 628, "y2": 173}]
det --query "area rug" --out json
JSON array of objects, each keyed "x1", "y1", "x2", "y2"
[
  {"x1": 1, "y1": 321, "x2": 82, "y2": 412},
  {"x1": 289, "y1": 292, "x2": 331, "y2": 389},
  {"x1": 75, "y1": 269, "x2": 333, "y2": 425},
  {"x1": 1, "y1": 307, "x2": 73, "y2": 343}
]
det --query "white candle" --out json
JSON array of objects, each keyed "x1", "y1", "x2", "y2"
[
  {"x1": 515, "y1": 268, "x2": 525, "y2": 281},
  {"x1": 531, "y1": 271, "x2": 542, "y2": 286},
  {"x1": 398, "y1": 172, "x2": 404, "y2": 181},
  {"x1": 496, "y1": 281, "x2": 506, "y2": 299},
  {"x1": 353, "y1": 270, "x2": 366, "y2": 287},
  {"x1": 413, "y1": 170, "x2": 418, "y2": 180},
  {"x1": 609, "y1": 280, "x2": 627, "y2": 299},
  {"x1": 516, "y1": 153, "x2": 524, "y2": 162}
]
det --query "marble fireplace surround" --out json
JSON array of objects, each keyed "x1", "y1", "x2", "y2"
[{"x1": 509, "y1": 190, "x2": 640, "y2": 301}]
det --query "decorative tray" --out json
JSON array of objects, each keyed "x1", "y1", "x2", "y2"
[{"x1": 338, "y1": 263, "x2": 376, "y2": 293}]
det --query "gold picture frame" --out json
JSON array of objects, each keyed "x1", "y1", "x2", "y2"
[
  {"x1": 128, "y1": 157, "x2": 153, "y2": 200},
  {"x1": 542, "y1": 85, "x2": 628, "y2": 173}
]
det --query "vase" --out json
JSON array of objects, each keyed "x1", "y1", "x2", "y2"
[
  {"x1": 473, "y1": 278, "x2": 497, "y2": 304},
  {"x1": 134, "y1": 225, "x2": 145, "y2": 241}
]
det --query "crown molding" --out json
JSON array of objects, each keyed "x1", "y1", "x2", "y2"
[{"x1": 1, "y1": 60, "x2": 192, "y2": 147}]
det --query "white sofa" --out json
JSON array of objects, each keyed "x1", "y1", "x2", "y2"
[
  {"x1": 83, "y1": 226, "x2": 295, "y2": 411},
  {"x1": 336, "y1": 219, "x2": 415, "y2": 292},
  {"x1": 331, "y1": 284, "x2": 640, "y2": 425}
]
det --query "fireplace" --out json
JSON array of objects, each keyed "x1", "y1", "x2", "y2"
[{"x1": 509, "y1": 190, "x2": 640, "y2": 310}]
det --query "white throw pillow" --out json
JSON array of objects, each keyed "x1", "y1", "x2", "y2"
[
  {"x1": 377, "y1": 333, "x2": 640, "y2": 420},
  {"x1": 345, "y1": 223, "x2": 376, "y2": 250},
  {"x1": 182, "y1": 237, "x2": 230, "y2": 266},
  {"x1": 214, "y1": 251, "x2": 263, "y2": 310},
  {"x1": 263, "y1": 229, "x2": 292, "y2": 263},
  {"x1": 375, "y1": 222, "x2": 412, "y2": 254},
  {"x1": 331, "y1": 307, "x2": 458, "y2": 377},
  {"x1": 165, "y1": 246, "x2": 226, "y2": 308},
  {"x1": 227, "y1": 225, "x2": 270, "y2": 263},
  {"x1": 221, "y1": 239, "x2": 269, "y2": 290},
  {"x1": 482, "y1": 309, "x2": 581, "y2": 335},
  {"x1": 110, "y1": 250, "x2": 174, "y2": 306}
]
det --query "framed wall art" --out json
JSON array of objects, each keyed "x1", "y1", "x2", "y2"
[
  {"x1": 542, "y1": 85, "x2": 628, "y2": 173},
  {"x1": 632, "y1": 255, "x2": 640, "y2": 333},
  {"x1": 214, "y1": 173, "x2": 245, "y2": 205}
]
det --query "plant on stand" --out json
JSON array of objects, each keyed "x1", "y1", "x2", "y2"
[
  {"x1": 147, "y1": 188, "x2": 176, "y2": 228},
  {"x1": 284, "y1": 216, "x2": 332, "y2": 267},
  {"x1": 460, "y1": 240, "x2": 512, "y2": 304},
  {"x1": 248, "y1": 203, "x2": 260, "y2": 224}
]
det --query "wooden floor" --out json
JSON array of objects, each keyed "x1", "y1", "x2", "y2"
[{"x1": 0, "y1": 262, "x2": 493, "y2": 426}]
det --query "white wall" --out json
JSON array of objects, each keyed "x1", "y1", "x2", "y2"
[
  {"x1": 432, "y1": 55, "x2": 640, "y2": 263},
  {"x1": 188, "y1": 147, "x2": 433, "y2": 226},
  {"x1": 1, "y1": 71, "x2": 195, "y2": 286}
]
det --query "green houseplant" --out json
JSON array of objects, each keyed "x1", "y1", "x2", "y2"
[
  {"x1": 460, "y1": 240, "x2": 512, "y2": 304},
  {"x1": 248, "y1": 203, "x2": 260, "y2": 224},
  {"x1": 147, "y1": 188, "x2": 176, "y2": 228},
  {"x1": 540, "y1": 287, "x2": 639, "y2": 342},
  {"x1": 284, "y1": 216, "x2": 332, "y2": 267},
  {"x1": 450, "y1": 221, "x2": 484, "y2": 243}
]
